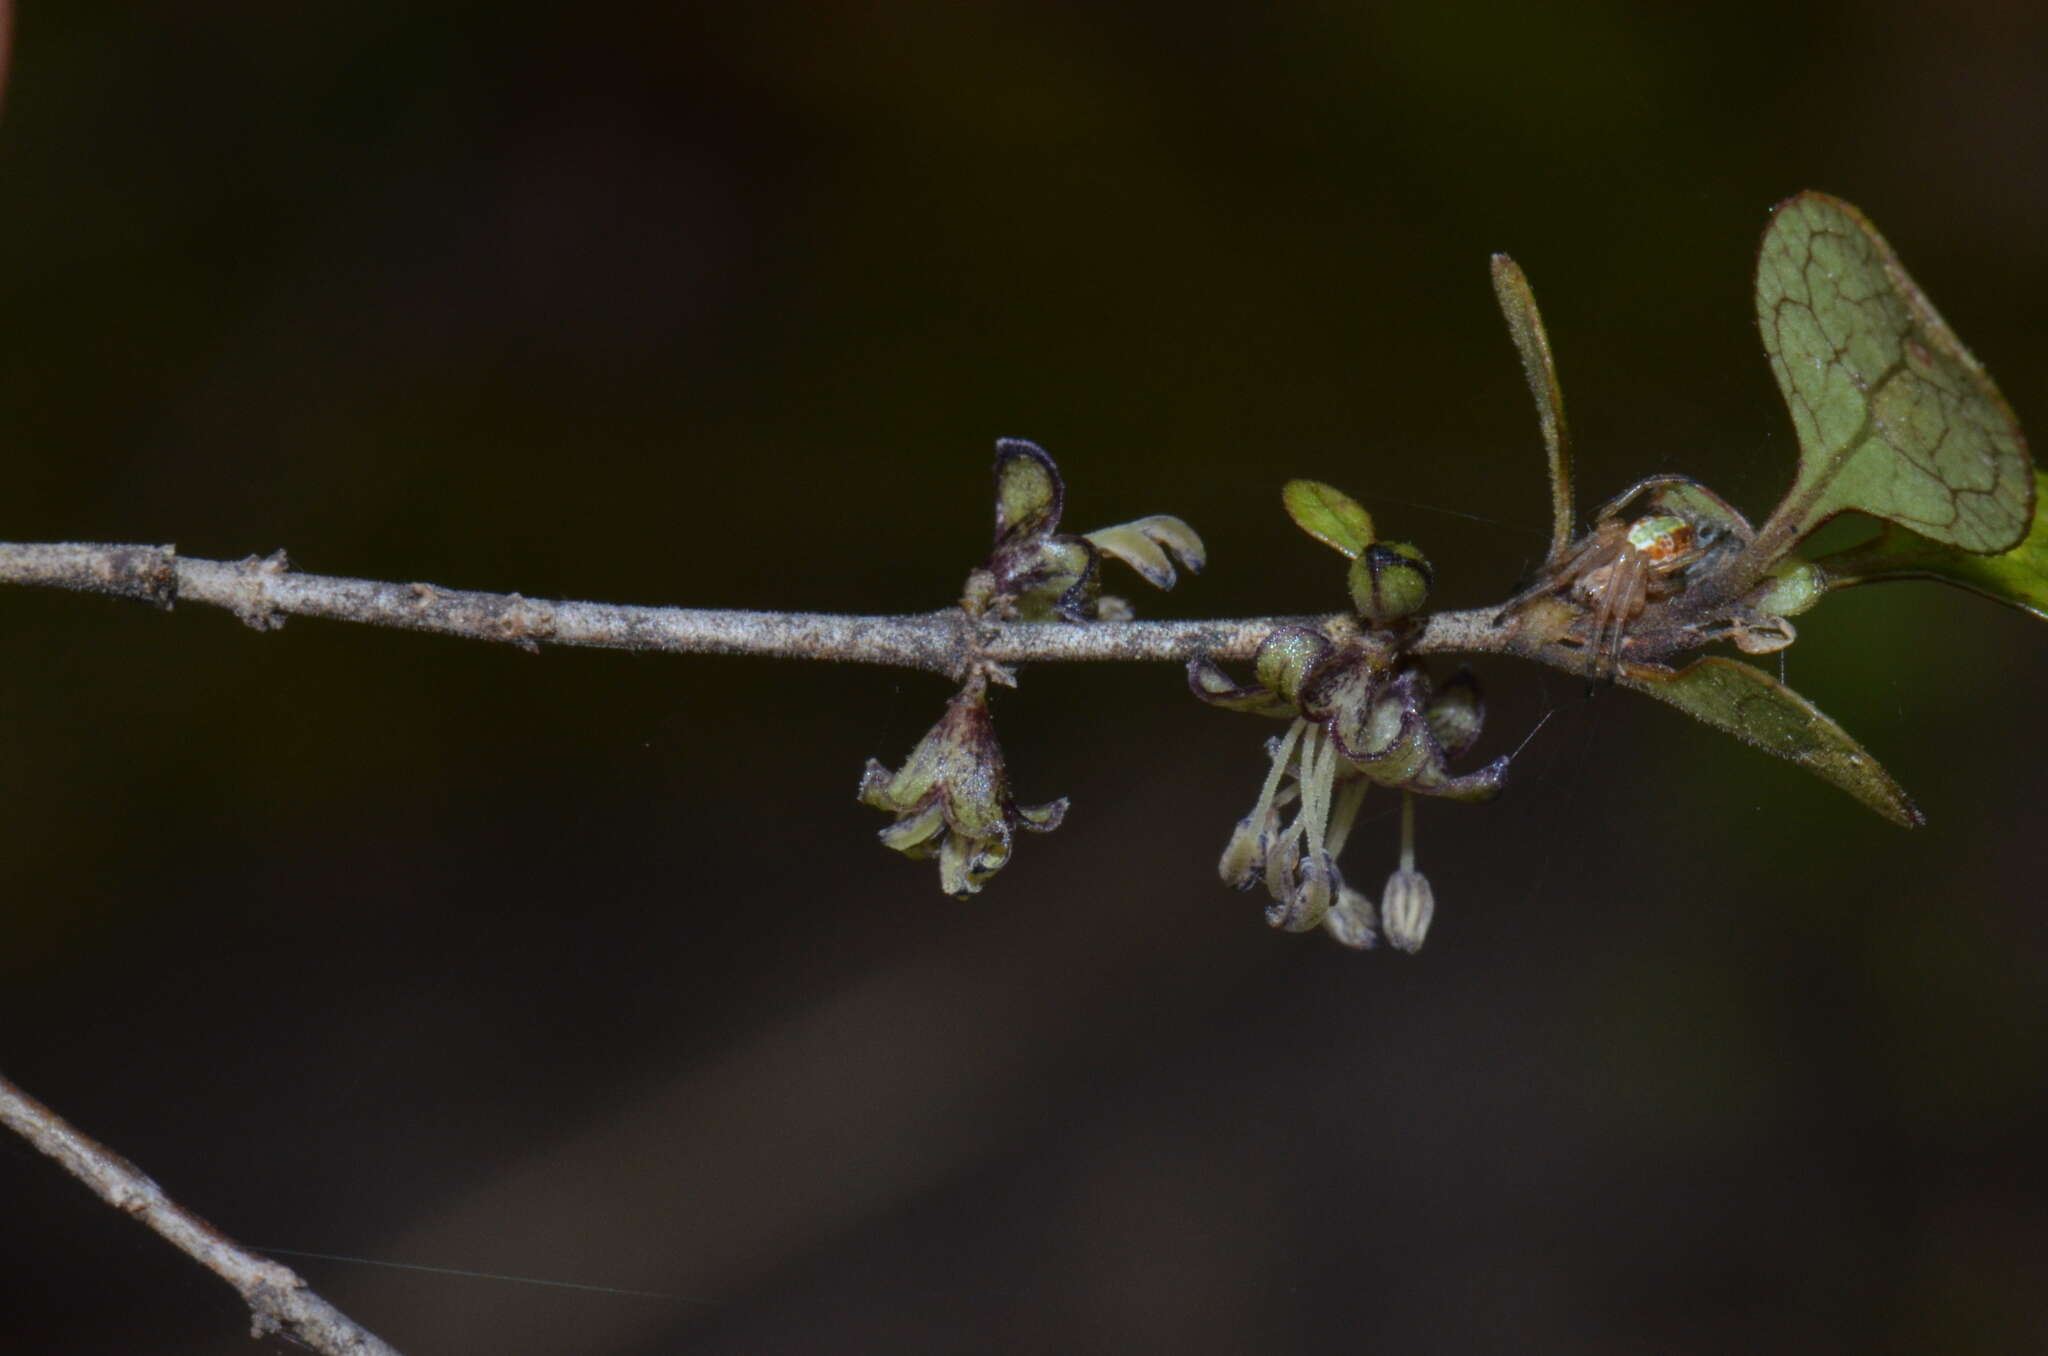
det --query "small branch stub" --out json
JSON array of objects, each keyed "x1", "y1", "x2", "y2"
[{"x1": 228, "y1": 549, "x2": 291, "y2": 631}]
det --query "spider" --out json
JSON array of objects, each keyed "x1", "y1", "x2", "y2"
[{"x1": 1499, "y1": 474, "x2": 1754, "y2": 677}]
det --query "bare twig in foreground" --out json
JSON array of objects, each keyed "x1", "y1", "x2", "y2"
[
  {"x1": 0, "y1": 540, "x2": 1515, "y2": 677},
  {"x1": 0, "y1": 1069, "x2": 404, "y2": 1355}
]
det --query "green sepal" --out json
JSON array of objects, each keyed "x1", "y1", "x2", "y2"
[
  {"x1": 1619, "y1": 655, "x2": 1922, "y2": 828},
  {"x1": 1252, "y1": 627, "x2": 1333, "y2": 707},
  {"x1": 1003, "y1": 536, "x2": 1101, "y2": 621},
  {"x1": 1424, "y1": 669, "x2": 1484, "y2": 759},
  {"x1": 1083, "y1": 515, "x2": 1206, "y2": 589},
  {"x1": 1298, "y1": 664, "x2": 1507, "y2": 803},
  {"x1": 1188, "y1": 653, "x2": 1297, "y2": 718},
  {"x1": 1303, "y1": 655, "x2": 1391, "y2": 760},
  {"x1": 1282, "y1": 479, "x2": 1375, "y2": 558},
  {"x1": 875, "y1": 799, "x2": 947, "y2": 856},
  {"x1": 1015, "y1": 798, "x2": 1069, "y2": 830},
  {"x1": 993, "y1": 438, "x2": 1064, "y2": 544}
]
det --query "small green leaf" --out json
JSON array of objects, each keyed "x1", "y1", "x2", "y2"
[
  {"x1": 1752, "y1": 192, "x2": 2034, "y2": 560},
  {"x1": 1490, "y1": 254, "x2": 1575, "y2": 567},
  {"x1": 1816, "y1": 467, "x2": 2048, "y2": 622},
  {"x1": 1620, "y1": 655, "x2": 1922, "y2": 828},
  {"x1": 1282, "y1": 479, "x2": 1375, "y2": 558}
]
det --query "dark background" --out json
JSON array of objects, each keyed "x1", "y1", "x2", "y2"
[{"x1": 2, "y1": 3, "x2": 2044, "y2": 1353}]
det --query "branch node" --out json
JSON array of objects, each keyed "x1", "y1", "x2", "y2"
[
  {"x1": 244, "y1": 1271, "x2": 308, "y2": 1339},
  {"x1": 98, "y1": 544, "x2": 179, "y2": 609},
  {"x1": 497, "y1": 592, "x2": 554, "y2": 654},
  {"x1": 229, "y1": 550, "x2": 291, "y2": 632}
]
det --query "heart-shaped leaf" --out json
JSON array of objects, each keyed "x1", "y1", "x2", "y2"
[
  {"x1": 1750, "y1": 192, "x2": 2034, "y2": 563},
  {"x1": 1816, "y1": 467, "x2": 2048, "y2": 622}
]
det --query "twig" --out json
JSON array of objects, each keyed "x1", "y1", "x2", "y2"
[
  {"x1": 0, "y1": 1068, "x2": 404, "y2": 1356},
  {"x1": 0, "y1": 541, "x2": 1519, "y2": 676}
]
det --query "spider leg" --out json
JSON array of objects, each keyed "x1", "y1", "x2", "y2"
[
  {"x1": 1586, "y1": 571, "x2": 1620, "y2": 681},
  {"x1": 1590, "y1": 549, "x2": 1648, "y2": 681},
  {"x1": 1595, "y1": 473, "x2": 1698, "y2": 524},
  {"x1": 1493, "y1": 530, "x2": 1607, "y2": 625}
]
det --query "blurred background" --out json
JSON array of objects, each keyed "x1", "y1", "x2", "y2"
[{"x1": 1, "y1": 2, "x2": 2044, "y2": 1352}]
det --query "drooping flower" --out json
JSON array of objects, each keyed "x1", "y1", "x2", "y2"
[{"x1": 859, "y1": 674, "x2": 1066, "y2": 899}]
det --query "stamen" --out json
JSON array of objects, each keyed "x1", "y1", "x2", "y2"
[
  {"x1": 1261, "y1": 722, "x2": 1312, "y2": 905},
  {"x1": 1325, "y1": 776, "x2": 1368, "y2": 856},
  {"x1": 1252, "y1": 719, "x2": 1306, "y2": 825},
  {"x1": 1297, "y1": 722, "x2": 1336, "y2": 860},
  {"x1": 1399, "y1": 790, "x2": 1416, "y2": 872}
]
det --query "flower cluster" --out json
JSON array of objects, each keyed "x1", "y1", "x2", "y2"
[{"x1": 1194, "y1": 621, "x2": 1504, "y2": 950}]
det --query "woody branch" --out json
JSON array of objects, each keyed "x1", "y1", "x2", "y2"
[
  {"x1": 0, "y1": 1068, "x2": 403, "y2": 1356},
  {"x1": 0, "y1": 540, "x2": 1520, "y2": 675}
]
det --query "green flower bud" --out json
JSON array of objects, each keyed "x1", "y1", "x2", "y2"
[
  {"x1": 1254, "y1": 628, "x2": 1329, "y2": 707},
  {"x1": 1347, "y1": 541, "x2": 1433, "y2": 623},
  {"x1": 1754, "y1": 559, "x2": 1827, "y2": 619}
]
